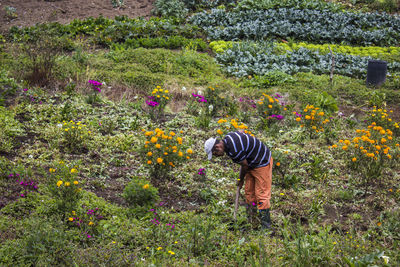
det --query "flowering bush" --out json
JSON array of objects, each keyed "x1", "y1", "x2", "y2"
[
  {"x1": 86, "y1": 79, "x2": 102, "y2": 104},
  {"x1": 146, "y1": 86, "x2": 170, "y2": 120},
  {"x1": 366, "y1": 106, "x2": 400, "y2": 136},
  {"x1": 330, "y1": 122, "x2": 400, "y2": 187},
  {"x1": 215, "y1": 117, "x2": 253, "y2": 137},
  {"x1": 59, "y1": 120, "x2": 91, "y2": 152},
  {"x1": 67, "y1": 207, "x2": 105, "y2": 240},
  {"x1": 256, "y1": 93, "x2": 286, "y2": 128},
  {"x1": 123, "y1": 177, "x2": 159, "y2": 207},
  {"x1": 294, "y1": 104, "x2": 332, "y2": 139},
  {"x1": 141, "y1": 128, "x2": 192, "y2": 178},
  {"x1": 48, "y1": 161, "x2": 83, "y2": 214}
]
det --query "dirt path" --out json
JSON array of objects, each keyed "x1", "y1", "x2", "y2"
[{"x1": 0, "y1": 0, "x2": 155, "y2": 33}]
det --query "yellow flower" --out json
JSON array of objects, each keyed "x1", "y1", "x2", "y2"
[
  {"x1": 305, "y1": 115, "x2": 311, "y2": 120},
  {"x1": 217, "y1": 129, "x2": 223, "y2": 135},
  {"x1": 71, "y1": 168, "x2": 78, "y2": 174},
  {"x1": 145, "y1": 131, "x2": 154, "y2": 136},
  {"x1": 49, "y1": 168, "x2": 56, "y2": 173},
  {"x1": 147, "y1": 160, "x2": 152, "y2": 164},
  {"x1": 377, "y1": 222, "x2": 382, "y2": 226},
  {"x1": 342, "y1": 145, "x2": 348, "y2": 150},
  {"x1": 68, "y1": 217, "x2": 74, "y2": 221},
  {"x1": 156, "y1": 247, "x2": 163, "y2": 250},
  {"x1": 157, "y1": 158, "x2": 163, "y2": 164},
  {"x1": 178, "y1": 152, "x2": 183, "y2": 157},
  {"x1": 280, "y1": 193, "x2": 285, "y2": 196},
  {"x1": 169, "y1": 131, "x2": 175, "y2": 136},
  {"x1": 73, "y1": 181, "x2": 79, "y2": 185},
  {"x1": 142, "y1": 184, "x2": 149, "y2": 189},
  {"x1": 177, "y1": 137, "x2": 183, "y2": 144},
  {"x1": 65, "y1": 182, "x2": 71, "y2": 187},
  {"x1": 72, "y1": 211, "x2": 76, "y2": 215},
  {"x1": 268, "y1": 105, "x2": 272, "y2": 108},
  {"x1": 88, "y1": 221, "x2": 94, "y2": 226},
  {"x1": 295, "y1": 117, "x2": 301, "y2": 122},
  {"x1": 276, "y1": 162, "x2": 281, "y2": 167},
  {"x1": 187, "y1": 149, "x2": 193, "y2": 154},
  {"x1": 352, "y1": 157, "x2": 357, "y2": 162},
  {"x1": 168, "y1": 250, "x2": 175, "y2": 255},
  {"x1": 147, "y1": 152, "x2": 153, "y2": 157},
  {"x1": 155, "y1": 144, "x2": 161, "y2": 149},
  {"x1": 57, "y1": 180, "x2": 63, "y2": 187},
  {"x1": 150, "y1": 137, "x2": 158, "y2": 143}
]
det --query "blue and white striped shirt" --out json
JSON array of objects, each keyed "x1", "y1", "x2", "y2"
[{"x1": 223, "y1": 131, "x2": 271, "y2": 168}]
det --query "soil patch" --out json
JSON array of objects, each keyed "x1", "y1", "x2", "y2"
[{"x1": 0, "y1": 0, "x2": 156, "y2": 33}]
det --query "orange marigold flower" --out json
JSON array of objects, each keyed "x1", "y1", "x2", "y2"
[{"x1": 157, "y1": 158, "x2": 163, "y2": 164}]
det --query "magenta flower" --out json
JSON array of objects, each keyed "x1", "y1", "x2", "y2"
[{"x1": 146, "y1": 100, "x2": 159, "y2": 107}]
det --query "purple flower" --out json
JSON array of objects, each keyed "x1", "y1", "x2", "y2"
[
  {"x1": 271, "y1": 114, "x2": 284, "y2": 121},
  {"x1": 146, "y1": 100, "x2": 159, "y2": 107},
  {"x1": 23, "y1": 88, "x2": 29, "y2": 92},
  {"x1": 275, "y1": 93, "x2": 282, "y2": 98}
]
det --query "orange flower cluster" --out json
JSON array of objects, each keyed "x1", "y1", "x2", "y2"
[
  {"x1": 368, "y1": 106, "x2": 400, "y2": 135},
  {"x1": 330, "y1": 122, "x2": 400, "y2": 163},
  {"x1": 142, "y1": 128, "x2": 192, "y2": 175},
  {"x1": 294, "y1": 105, "x2": 330, "y2": 137}
]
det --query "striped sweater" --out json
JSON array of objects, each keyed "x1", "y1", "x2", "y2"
[{"x1": 223, "y1": 131, "x2": 271, "y2": 168}]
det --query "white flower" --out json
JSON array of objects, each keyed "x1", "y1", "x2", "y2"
[
  {"x1": 57, "y1": 124, "x2": 63, "y2": 128},
  {"x1": 197, "y1": 90, "x2": 202, "y2": 95},
  {"x1": 382, "y1": 256, "x2": 389, "y2": 264},
  {"x1": 208, "y1": 105, "x2": 214, "y2": 111},
  {"x1": 181, "y1": 86, "x2": 187, "y2": 91}
]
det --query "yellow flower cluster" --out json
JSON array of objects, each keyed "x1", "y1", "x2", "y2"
[
  {"x1": 151, "y1": 86, "x2": 170, "y2": 101},
  {"x1": 331, "y1": 122, "x2": 400, "y2": 162},
  {"x1": 216, "y1": 118, "x2": 253, "y2": 136},
  {"x1": 256, "y1": 93, "x2": 286, "y2": 118},
  {"x1": 294, "y1": 105, "x2": 330, "y2": 136},
  {"x1": 61, "y1": 120, "x2": 90, "y2": 134},
  {"x1": 142, "y1": 128, "x2": 191, "y2": 175},
  {"x1": 57, "y1": 180, "x2": 79, "y2": 187}
]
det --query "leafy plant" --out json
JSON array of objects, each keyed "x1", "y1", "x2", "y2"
[
  {"x1": 48, "y1": 161, "x2": 83, "y2": 216},
  {"x1": 59, "y1": 120, "x2": 92, "y2": 152},
  {"x1": 0, "y1": 107, "x2": 25, "y2": 153},
  {"x1": 123, "y1": 177, "x2": 159, "y2": 207}
]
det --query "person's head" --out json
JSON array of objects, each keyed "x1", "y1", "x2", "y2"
[{"x1": 204, "y1": 138, "x2": 225, "y2": 160}]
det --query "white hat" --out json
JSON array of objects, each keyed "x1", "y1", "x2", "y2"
[{"x1": 204, "y1": 137, "x2": 217, "y2": 160}]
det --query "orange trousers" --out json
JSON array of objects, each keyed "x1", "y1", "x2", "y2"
[{"x1": 244, "y1": 158, "x2": 273, "y2": 210}]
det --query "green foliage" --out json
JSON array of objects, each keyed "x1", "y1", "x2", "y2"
[
  {"x1": 244, "y1": 72, "x2": 295, "y2": 89},
  {"x1": 123, "y1": 177, "x2": 159, "y2": 207},
  {"x1": 0, "y1": 70, "x2": 20, "y2": 106},
  {"x1": 153, "y1": 0, "x2": 189, "y2": 20},
  {"x1": 0, "y1": 106, "x2": 25, "y2": 153},
  {"x1": 120, "y1": 36, "x2": 207, "y2": 51}
]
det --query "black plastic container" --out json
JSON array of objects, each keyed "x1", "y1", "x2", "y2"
[{"x1": 366, "y1": 60, "x2": 387, "y2": 87}]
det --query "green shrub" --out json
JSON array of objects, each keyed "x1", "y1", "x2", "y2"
[
  {"x1": 123, "y1": 177, "x2": 159, "y2": 207},
  {"x1": 0, "y1": 106, "x2": 24, "y2": 153}
]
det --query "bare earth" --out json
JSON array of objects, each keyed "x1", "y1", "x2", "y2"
[{"x1": 0, "y1": 0, "x2": 155, "y2": 32}]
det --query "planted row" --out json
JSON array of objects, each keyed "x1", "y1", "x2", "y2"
[
  {"x1": 189, "y1": 8, "x2": 400, "y2": 46},
  {"x1": 8, "y1": 16, "x2": 204, "y2": 47},
  {"x1": 215, "y1": 42, "x2": 400, "y2": 78}
]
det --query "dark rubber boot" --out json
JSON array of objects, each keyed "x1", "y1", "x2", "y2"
[{"x1": 259, "y1": 209, "x2": 271, "y2": 230}]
